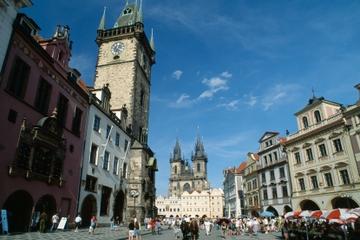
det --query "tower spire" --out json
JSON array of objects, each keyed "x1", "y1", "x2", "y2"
[
  {"x1": 136, "y1": 0, "x2": 143, "y2": 23},
  {"x1": 98, "y1": 6, "x2": 107, "y2": 30},
  {"x1": 150, "y1": 28, "x2": 155, "y2": 51}
]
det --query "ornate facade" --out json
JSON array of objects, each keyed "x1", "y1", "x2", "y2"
[
  {"x1": 93, "y1": 1, "x2": 157, "y2": 222},
  {"x1": 168, "y1": 137, "x2": 209, "y2": 197}
]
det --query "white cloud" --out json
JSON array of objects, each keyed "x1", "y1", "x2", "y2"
[
  {"x1": 261, "y1": 83, "x2": 301, "y2": 110},
  {"x1": 176, "y1": 93, "x2": 190, "y2": 104},
  {"x1": 172, "y1": 70, "x2": 183, "y2": 80},
  {"x1": 218, "y1": 100, "x2": 240, "y2": 110},
  {"x1": 246, "y1": 95, "x2": 257, "y2": 107},
  {"x1": 168, "y1": 93, "x2": 193, "y2": 108},
  {"x1": 220, "y1": 71, "x2": 232, "y2": 78},
  {"x1": 198, "y1": 74, "x2": 230, "y2": 99}
]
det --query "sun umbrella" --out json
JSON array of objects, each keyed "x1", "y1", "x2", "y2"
[
  {"x1": 260, "y1": 210, "x2": 275, "y2": 218},
  {"x1": 299, "y1": 210, "x2": 311, "y2": 218},
  {"x1": 348, "y1": 208, "x2": 360, "y2": 216},
  {"x1": 324, "y1": 208, "x2": 355, "y2": 221},
  {"x1": 284, "y1": 210, "x2": 301, "y2": 219},
  {"x1": 310, "y1": 210, "x2": 326, "y2": 219}
]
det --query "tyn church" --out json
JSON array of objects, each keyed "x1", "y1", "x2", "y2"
[{"x1": 168, "y1": 136, "x2": 209, "y2": 197}]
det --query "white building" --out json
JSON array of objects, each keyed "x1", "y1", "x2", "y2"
[
  {"x1": 223, "y1": 162, "x2": 246, "y2": 218},
  {"x1": 79, "y1": 85, "x2": 131, "y2": 226},
  {"x1": 156, "y1": 188, "x2": 224, "y2": 219},
  {"x1": 257, "y1": 132, "x2": 293, "y2": 216},
  {"x1": 0, "y1": 0, "x2": 32, "y2": 72}
]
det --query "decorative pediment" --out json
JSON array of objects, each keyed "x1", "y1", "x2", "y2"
[
  {"x1": 335, "y1": 162, "x2": 348, "y2": 168},
  {"x1": 295, "y1": 172, "x2": 304, "y2": 177},
  {"x1": 302, "y1": 142, "x2": 312, "y2": 148},
  {"x1": 320, "y1": 165, "x2": 331, "y2": 172},
  {"x1": 329, "y1": 132, "x2": 342, "y2": 139},
  {"x1": 315, "y1": 138, "x2": 325, "y2": 144},
  {"x1": 306, "y1": 169, "x2": 317, "y2": 175},
  {"x1": 290, "y1": 147, "x2": 299, "y2": 152}
]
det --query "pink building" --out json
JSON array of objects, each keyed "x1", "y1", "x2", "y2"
[{"x1": 0, "y1": 14, "x2": 88, "y2": 232}]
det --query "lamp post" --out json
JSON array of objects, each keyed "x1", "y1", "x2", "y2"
[{"x1": 130, "y1": 190, "x2": 139, "y2": 218}]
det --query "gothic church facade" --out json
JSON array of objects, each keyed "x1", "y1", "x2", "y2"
[{"x1": 169, "y1": 137, "x2": 209, "y2": 197}]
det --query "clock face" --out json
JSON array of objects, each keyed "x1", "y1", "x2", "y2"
[{"x1": 111, "y1": 42, "x2": 125, "y2": 55}]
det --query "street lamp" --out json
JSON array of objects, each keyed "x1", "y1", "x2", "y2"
[{"x1": 130, "y1": 190, "x2": 139, "y2": 217}]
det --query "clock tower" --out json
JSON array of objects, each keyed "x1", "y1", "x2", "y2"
[{"x1": 94, "y1": 0, "x2": 157, "y2": 222}]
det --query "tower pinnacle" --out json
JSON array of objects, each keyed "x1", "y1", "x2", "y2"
[
  {"x1": 150, "y1": 28, "x2": 155, "y2": 51},
  {"x1": 98, "y1": 7, "x2": 107, "y2": 30}
]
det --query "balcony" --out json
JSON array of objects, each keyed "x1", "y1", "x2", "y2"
[{"x1": 287, "y1": 113, "x2": 343, "y2": 141}]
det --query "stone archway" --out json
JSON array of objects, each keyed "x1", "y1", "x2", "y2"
[
  {"x1": 183, "y1": 183, "x2": 191, "y2": 192},
  {"x1": 266, "y1": 206, "x2": 279, "y2": 217},
  {"x1": 113, "y1": 191, "x2": 125, "y2": 223},
  {"x1": 3, "y1": 190, "x2": 33, "y2": 233},
  {"x1": 34, "y1": 194, "x2": 57, "y2": 230},
  {"x1": 332, "y1": 197, "x2": 359, "y2": 209},
  {"x1": 81, "y1": 194, "x2": 97, "y2": 226},
  {"x1": 300, "y1": 199, "x2": 320, "y2": 211}
]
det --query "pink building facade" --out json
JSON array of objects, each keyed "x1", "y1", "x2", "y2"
[{"x1": 0, "y1": 14, "x2": 88, "y2": 232}]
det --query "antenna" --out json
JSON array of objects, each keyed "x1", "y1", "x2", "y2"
[{"x1": 312, "y1": 87, "x2": 316, "y2": 98}]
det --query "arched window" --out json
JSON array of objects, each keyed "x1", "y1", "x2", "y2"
[
  {"x1": 140, "y1": 89, "x2": 145, "y2": 107},
  {"x1": 302, "y1": 116, "x2": 309, "y2": 128},
  {"x1": 122, "y1": 163, "x2": 127, "y2": 178},
  {"x1": 174, "y1": 165, "x2": 177, "y2": 174},
  {"x1": 314, "y1": 110, "x2": 321, "y2": 123},
  {"x1": 197, "y1": 163, "x2": 201, "y2": 172}
]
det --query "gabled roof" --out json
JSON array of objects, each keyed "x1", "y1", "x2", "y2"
[
  {"x1": 295, "y1": 96, "x2": 342, "y2": 116},
  {"x1": 258, "y1": 131, "x2": 279, "y2": 143},
  {"x1": 236, "y1": 162, "x2": 247, "y2": 173}
]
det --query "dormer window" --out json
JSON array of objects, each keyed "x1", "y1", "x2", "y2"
[
  {"x1": 314, "y1": 110, "x2": 321, "y2": 123},
  {"x1": 303, "y1": 116, "x2": 309, "y2": 129},
  {"x1": 123, "y1": 8, "x2": 132, "y2": 15}
]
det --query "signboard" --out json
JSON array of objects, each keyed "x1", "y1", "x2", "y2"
[
  {"x1": 57, "y1": 217, "x2": 67, "y2": 230},
  {"x1": 1, "y1": 209, "x2": 9, "y2": 234}
]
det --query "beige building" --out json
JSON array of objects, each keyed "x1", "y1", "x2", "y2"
[
  {"x1": 243, "y1": 154, "x2": 260, "y2": 216},
  {"x1": 284, "y1": 96, "x2": 360, "y2": 210},
  {"x1": 156, "y1": 188, "x2": 224, "y2": 219}
]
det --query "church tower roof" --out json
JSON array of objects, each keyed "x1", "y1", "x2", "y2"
[
  {"x1": 114, "y1": 0, "x2": 143, "y2": 28},
  {"x1": 98, "y1": 7, "x2": 106, "y2": 30},
  {"x1": 193, "y1": 135, "x2": 207, "y2": 160},
  {"x1": 170, "y1": 138, "x2": 182, "y2": 162}
]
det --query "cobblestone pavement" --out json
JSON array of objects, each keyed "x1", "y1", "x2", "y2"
[{"x1": 0, "y1": 227, "x2": 282, "y2": 240}]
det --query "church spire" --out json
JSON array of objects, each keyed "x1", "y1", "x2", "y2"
[
  {"x1": 98, "y1": 7, "x2": 107, "y2": 30},
  {"x1": 150, "y1": 28, "x2": 155, "y2": 51},
  {"x1": 171, "y1": 138, "x2": 182, "y2": 162},
  {"x1": 136, "y1": 0, "x2": 143, "y2": 23}
]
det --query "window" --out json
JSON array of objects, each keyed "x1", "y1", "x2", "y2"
[
  {"x1": 247, "y1": 182, "x2": 252, "y2": 191},
  {"x1": 252, "y1": 179, "x2": 257, "y2": 189},
  {"x1": 174, "y1": 165, "x2": 177, "y2": 174},
  {"x1": 100, "y1": 186, "x2": 112, "y2": 216},
  {"x1": 197, "y1": 163, "x2": 201, "y2": 172},
  {"x1": 57, "y1": 94, "x2": 68, "y2": 127},
  {"x1": 254, "y1": 196, "x2": 259, "y2": 206},
  {"x1": 124, "y1": 139, "x2": 129, "y2": 152},
  {"x1": 6, "y1": 57, "x2": 30, "y2": 99},
  {"x1": 140, "y1": 89, "x2": 145, "y2": 107},
  {"x1": 314, "y1": 110, "x2": 322, "y2": 123},
  {"x1": 295, "y1": 152, "x2": 301, "y2": 164},
  {"x1": 261, "y1": 173, "x2": 266, "y2": 183},
  {"x1": 269, "y1": 154, "x2": 273, "y2": 163},
  {"x1": 113, "y1": 157, "x2": 119, "y2": 175},
  {"x1": 263, "y1": 189, "x2": 268, "y2": 200},
  {"x1": 85, "y1": 175, "x2": 97, "y2": 192},
  {"x1": 249, "y1": 197, "x2": 253, "y2": 206},
  {"x1": 333, "y1": 139, "x2": 343, "y2": 153},
  {"x1": 319, "y1": 144, "x2": 327, "y2": 157},
  {"x1": 282, "y1": 186, "x2": 288, "y2": 197},
  {"x1": 306, "y1": 148, "x2": 314, "y2": 161},
  {"x1": 93, "y1": 115, "x2": 101, "y2": 131},
  {"x1": 106, "y1": 125, "x2": 111, "y2": 139},
  {"x1": 324, "y1": 172, "x2": 333, "y2": 187},
  {"x1": 299, "y1": 178, "x2": 305, "y2": 191},
  {"x1": 274, "y1": 152, "x2": 278, "y2": 161},
  {"x1": 311, "y1": 175, "x2": 319, "y2": 189},
  {"x1": 72, "y1": 107, "x2": 83, "y2": 135},
  {"x1": 303, "y1": 116, "x2": 309, "y2": 128},
  {"x1": 103, "y1": 151, "x2": 109, "y2": 170},
  {"x1": 122, "y1": 162, "x2": 127, "y2": 178},
  {"x1": 115, "y1": 132, "x2": 120, "y2": 146},
  {"x1": 90, "y1": 144, "x2": 98, "y2": 164},
  {"x1": 272, "y1": 187, "x2": 277, "y2": 199},
  {"x1": 279, "y1": 167, "x2": 285, "y2": 178},
  {"x1": 264, "y1": 155, "x2": 268, "y2": 165},
  {"x1": 34, "y1": 78, "x2": 52, "y2": 114},
  {"x1": 270, "y1": 170, "x2": 275, "y2": 181},
  {"x1": 340, "y1": 169, "x2": 350, "y2": 185}
]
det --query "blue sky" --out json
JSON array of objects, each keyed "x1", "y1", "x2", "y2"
[{"x1": 24, "y1": 0, "x2": 360, "y2": 196}]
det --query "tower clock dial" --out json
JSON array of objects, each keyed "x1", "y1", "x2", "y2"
[{"x1": 111, "y1": 42, "x2": 125, "y2": 55}]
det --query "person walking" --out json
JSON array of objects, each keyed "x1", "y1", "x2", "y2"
[
  {"x1": 74, "y1": 214, "x2": 82, "y2": 232},
  {"x1": 128, "y1": 219, "x2": 135, "y2": 240},
  {"x1": 50, "y1": 213, "x2": 59, "y2": 232},
  {"x1": 39, "y1": 211, "x2": 47, "y2": 233},
  {"x1": 204, "y1": 218, "x2": 212, "y2": 236},
  {"x1": 134, "y1": 218, "x2": 141, "y2": 240},
  {"x1": 89, "y1": 216, "x2": 97, "y2": 234}
]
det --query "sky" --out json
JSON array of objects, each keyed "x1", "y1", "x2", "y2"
[{"x1": 24, "y1": 0, "x2": 360, "y2": 196}]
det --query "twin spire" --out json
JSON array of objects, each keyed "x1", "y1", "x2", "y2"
[
  {"x1": 97, "y1": 0, "x2": 155, "y2": 51},
  {"x1": 170, "y1": 135, "x2": 207, "y2": 163}
]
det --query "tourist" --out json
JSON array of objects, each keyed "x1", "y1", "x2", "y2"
[
  {"x1": 50, "y1": 213, "x2": 59, "y2": 232},
  {"x1": 74, "y1": 214, "x2": 82, "y2": 232},
  {"x1": 128, "y1": 219, "x2": 135, "y2": 240},
  {"x1": 39, "y1": 211, "x2": 47, "y2": 233},
  {"x1": 89, "y1": 215, "x2": 97, "y2": 234}
]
